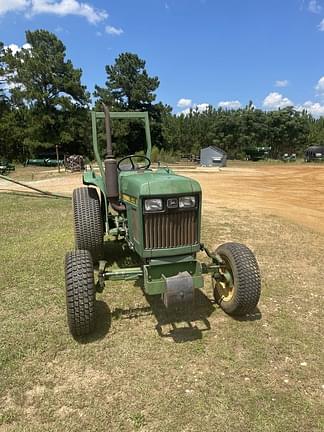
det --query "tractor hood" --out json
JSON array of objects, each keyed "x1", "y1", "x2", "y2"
[{"x1": 119, "y1": 168, "x2": 201, "y2": 199}]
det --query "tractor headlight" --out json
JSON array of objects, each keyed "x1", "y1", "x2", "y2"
[
  {"x1": 179, "y1": 196, "x2": 196, "y2": 208},
  {"x1": 144, "y1": 198, "x2": 163, "y2": 212}
]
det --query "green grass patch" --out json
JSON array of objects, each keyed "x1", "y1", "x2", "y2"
[{"x1": 0, "y1": 193, "x2": 323, "y2": 431}]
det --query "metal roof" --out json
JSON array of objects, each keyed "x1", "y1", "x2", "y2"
[
  {"x1": 305, "y1": 145, "x2": 324, "y2": 152},
  {"x1": 201, "y1": 146, "x2": 226, "y2": 155}
]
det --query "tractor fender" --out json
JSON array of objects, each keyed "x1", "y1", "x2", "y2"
[{"x1": 83, "y1": 170, "x2": 109, "y2": 231}]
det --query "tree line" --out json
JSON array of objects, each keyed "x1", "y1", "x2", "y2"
[{"x1": 0, "y1": 29, "x2": 323, "y2": 162}]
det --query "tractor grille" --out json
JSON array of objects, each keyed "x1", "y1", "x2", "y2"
[{"x1": 144, "y1": 209, "x2": 198, "y2": 249}]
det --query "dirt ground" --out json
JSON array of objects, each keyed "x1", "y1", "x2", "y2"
[
  {"x1": 189, "y1": 164, "x2": 324, "y2": 235},
  {"x1": 1, "y1": 163, "x2": 324, "y2": 234}
]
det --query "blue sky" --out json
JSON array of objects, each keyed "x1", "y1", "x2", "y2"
[{"x1": 1, "y1": 0, "x2": 324, "y2": 116}]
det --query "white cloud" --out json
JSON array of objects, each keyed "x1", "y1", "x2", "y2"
[
  {"x1": 105, "y1": 25, "x2": 123, "y2": 35},
  {"x1": 0, "y1": 0, "x2": 29, "y2": 15},
  {"x1": 177, "y1": 98, "x2": 192, "y2": 108},
  {"x1": 275, "y1": 79, "x2": 289, "y2": 88},
  {"x1": 0, "y1": 0, "x2": 108, "y2": 23},
  {"x1": 309, "y1": 0, "x2": 322, "y2": 13},
  {"x1": 263, "y1": 92, "x2": 293, "y2": 109},
  {"x1": 318, "y1": 18, "x2": 324, "y2": 30},
  {"x1": 4, "y1": 43, "x2": 31, "y2": 54},
  {"x1": 4, "y1": 43, "x2": 22, "y2": 55},
  {"x1": 218, "y1": 100, "x2": 241, "y2": 110},
  {"x1": 178, "y1": 102, "x2": 209, "y2": 116},
  {"x1": 22, "y1": 42, "x2": 32, "y2": 50},
  {"x1": 196, "y1": 103, "x2": 209, "y2": 112},
  {"x1": 297, "y1": 101, "x2": 324, "y2": 117},
  {"x1": 30, "y1": 0, "x2": 108, "y2": 24},
  {"x1": 315, "y1": 76, "x2": 324, "y2": 92}
]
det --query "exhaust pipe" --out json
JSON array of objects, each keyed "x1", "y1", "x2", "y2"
[
  {"x1": 103, "y1": 103, "x2": 113, "y2": 157},
  {"x1": 102, "y1": 103, "x2": 126, "y2": 212}
]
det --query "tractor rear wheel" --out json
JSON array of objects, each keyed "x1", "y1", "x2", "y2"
[
  {"x1": 212, "y1": 242, "x2": 261, "y2": 316},
  {"x1": 73, "y1": 187, "x2": 103, "y2": 262},
  {"x1": 65, "y1": 250, "x2": 96, "y2": 336}
]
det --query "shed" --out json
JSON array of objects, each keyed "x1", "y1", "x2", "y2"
[{"x1": 200, "y1": 146, "x2": 227, "y2": 167}]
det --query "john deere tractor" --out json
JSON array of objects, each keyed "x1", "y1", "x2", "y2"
[{"x1": 65, "y1": 105, "x2": 261, "y2": 336}]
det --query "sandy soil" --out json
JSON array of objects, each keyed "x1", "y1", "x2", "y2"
[
  {"x1": 189, "y1": 165, "x2": 324, "y2": 234},
  {"x1": 1, "y1": 164, "x2": 324, "y2": 234}
]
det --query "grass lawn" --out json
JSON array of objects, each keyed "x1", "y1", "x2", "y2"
[{"x1": 0, "y1": 193, "x2": 323, "y2": 431}]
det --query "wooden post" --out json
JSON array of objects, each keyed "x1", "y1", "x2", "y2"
[{"x1": 56, "y1": 145, "x2": 60, "y2": 173}]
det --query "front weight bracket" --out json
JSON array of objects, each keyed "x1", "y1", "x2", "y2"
[{"x1": 162, "y1": 271, "x2": 194, "y2": 308}]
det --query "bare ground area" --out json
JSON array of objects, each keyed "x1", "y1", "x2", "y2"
[
  {"x1": 1, "y1": 163, "x2": 324, "y2": 233},
  {"x1": 190, "y1": 164, "x2": 324, "y2": 235}
]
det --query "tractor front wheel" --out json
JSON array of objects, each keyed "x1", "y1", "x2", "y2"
[
  {"x1": 73, "y1": 187, "x2": 103, "y2": 262},
  {"x1": 65, "y1": 250, "x2": 96, "y2": 336},
  {"x1": 212, "y1": 242, "x2": 261, "y2": 316}
]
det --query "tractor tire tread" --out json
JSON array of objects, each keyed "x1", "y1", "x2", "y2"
[
  {"x1": 65, "y1": 250, "x2": 95, "y2": 336},
  {"x1": 73, "y1": 187, "x2": 103, "y2": 262},
  {"x1": 214, "y1": 242, "x2": 261, "y2": 315}
]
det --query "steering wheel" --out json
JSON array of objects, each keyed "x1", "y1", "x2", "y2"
[{"x1": 117, "y1": 154, "x2": 151, "y2": 171}]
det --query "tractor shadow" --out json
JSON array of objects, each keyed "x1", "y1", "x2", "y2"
[
  {"x1": 145, "y1": 289, "x2": 215, "y2": 343},
  {"x1": 109, "y1": 288, "x2": 215, "y2": 343},
  {"x1": 230, "y1": 307, "x2": 262, "y2": 322},
  {"x1": 101, "y1": 240, "x2": 142, "y2": 268},
  {"x1": 100, "y1": 242, "x2": 216, "y2": 343},
  {"x1": 75, "y1": 300, "x2": 112, "y2": 344}
]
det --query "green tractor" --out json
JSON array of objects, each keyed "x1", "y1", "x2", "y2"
[{"x1": 65, "y1": 105, "x2": 261, "y2": 336}]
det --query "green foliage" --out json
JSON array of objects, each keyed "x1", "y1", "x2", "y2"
[
  {"x1": 130, "y1": 412, "x2": 146, "y2": 430},
  {"x1": 307, "y1": 116, "x2": 324, "y2": 145},
  {"x1": 94, "y1": 52, "x2": 171, "y2": 156},
  {"x1": 0, "y1": 30, "x2": 90, "y2": 159},
  {"x1": 94, "y1": 52, "x2": 159, "y2": 109},
  {"x1": 150, "y1": 145, "x2": 160, "y2": 162},
  {"x1": 4, "y1": 30, "x2": 89, "y2": 109},
  {"x1": 162, "y1": 104, "x2": 312, "y2": 159},
  {"x1": 0, "y1": 109, "x2": 28, "y2": 161},
  {"x1": 150, "y1": 145, "x2": 179, "y2": 163}
]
